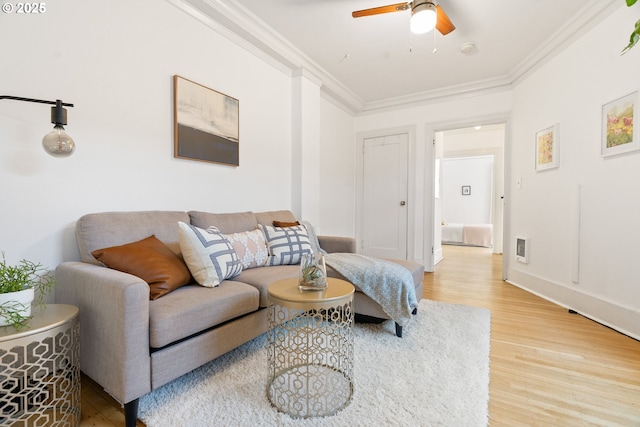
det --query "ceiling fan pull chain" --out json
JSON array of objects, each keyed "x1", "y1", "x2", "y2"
[
  {"x1": 409, "y1": 27, "x2": 414, "y2": 53},
  {"x1": 432, "y1": 29, "x2": 438, "y2": 54}
]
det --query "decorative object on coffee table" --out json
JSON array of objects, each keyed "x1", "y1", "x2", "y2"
[
  {"x1": 267, "y1": 277, "x2": 354, "y2": 418},
  {"x1": 298, "y1": 252, "x2": 327, "y2": 291},
  {"x1": 0, "y1": 304, "x2": 80, "y2": 426}
]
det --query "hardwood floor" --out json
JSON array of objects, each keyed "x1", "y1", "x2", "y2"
[
  {"x1": 79, "y1": 245, "x2": 640, "y2": 426},
  {"x1": 425, "y1": 245, "x2": 640, "y2": 426}
]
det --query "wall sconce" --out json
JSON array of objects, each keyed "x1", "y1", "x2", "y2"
[{"x1": 1, "y1": 95, "x2": 76, "y2": 157}]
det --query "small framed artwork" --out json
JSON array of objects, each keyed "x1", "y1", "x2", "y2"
[
  {"x1": 535, "y1": 124, "x2": 559, "y2": 171},
  {"x1": 173, "y1": 75, "x2": 240, "y2": 166},
  {"x1": 461, "y1": 185, "x2": 471, "y2": 196},
  {"x1": 601, "y1": 91, "x2": 638, "y2": 158}
]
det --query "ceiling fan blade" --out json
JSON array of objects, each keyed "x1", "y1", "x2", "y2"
[
  {"x1": 352, "y1": 2, "x2": 410, "y2": 18},
  {"x1": 435, "y1": 4, "x2": 455, "y2": 35}
]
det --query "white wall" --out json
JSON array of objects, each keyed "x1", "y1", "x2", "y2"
[
  {"x1": 441, "y1": 155, "x2": 493, "y2": 224},
  {"x1": 319, "y1": 97, "x2": 356, "y2": 237},
  {"x1": 0, "y1": 0, "x2": 295, "y2": 269},
  {"x1": 508, "y1": 5, "x2": 640, "y2": 338}
]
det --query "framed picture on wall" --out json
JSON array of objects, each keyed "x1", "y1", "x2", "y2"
[
  {"x1": 461, "y1": 185, "x2": 471, "y2": 195},
  {"x1": 601, "y1": 91, "x2": 638, "y2": 158},
  {"x1": 535, "y1": 124, "x2": 559, "y2": 171},
  {"x1": 173, "y1": 75, "x2": 240, "y2": 166}
]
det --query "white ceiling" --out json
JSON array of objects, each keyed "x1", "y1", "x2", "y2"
[{"x1": 179, "y1": 0, "x2": 619, "y2": 112}]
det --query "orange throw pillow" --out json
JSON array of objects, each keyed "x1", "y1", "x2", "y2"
[
  {"x1": 272, "y1": 220, "x2": 300, "y2": 228},
  {"x1": 92, "y1": 235, "x2": 192, "y2": 300}
]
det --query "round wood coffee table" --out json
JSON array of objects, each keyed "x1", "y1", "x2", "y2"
[{"x1": 267, "y1": 277, "x2": 355, "y2": 418}]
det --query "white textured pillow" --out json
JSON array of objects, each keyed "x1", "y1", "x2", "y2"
[
  {"x1": 259, "y1": 224, "x2": 313, "y2": 266},
  {"x1": 177, "y1": 222, "x2": 242, "y2": 287},
  {"x1": 225, "y1": 229, "x2": 269, "y2": 269}
]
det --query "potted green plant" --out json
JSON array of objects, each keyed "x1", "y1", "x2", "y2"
[
  {"x1": 621, "y1": 0, "x2": 640, "y2": 54},
  {"x1": 0, "y1": 252, "x2": 56, "y2": 329}
]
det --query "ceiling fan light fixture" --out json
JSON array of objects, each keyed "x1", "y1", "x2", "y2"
[{"x1": 410, "y1": 2, "x2": 437, "y2": 34}]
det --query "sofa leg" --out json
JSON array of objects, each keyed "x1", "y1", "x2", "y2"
[
  {"x1": 124, "y1": 398, "x2": 139, "y2": 427},
  {"x1": 394, "y1": 309, "x2": 418, "y2": 337}
]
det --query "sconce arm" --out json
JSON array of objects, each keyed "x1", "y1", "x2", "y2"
[{"x1": 0, "y1": 95, "x2": 74, "y2": 108}]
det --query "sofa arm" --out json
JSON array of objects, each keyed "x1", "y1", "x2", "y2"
[
  {"x1": 55, "y1": 262, "x2": 151, "y2": 405},
  {"x1": 318, "y1": 235, "x2": 357, "y2": 254}
]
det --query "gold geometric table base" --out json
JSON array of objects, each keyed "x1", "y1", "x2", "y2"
[
  {"x1": 0, "y1": 305, "x2": 80, "y2": 426},
  {"x1": 267, "y1": 363, "x2": 353, "y2": 418},
  {"x1": 267, "y1": 278, "x2": 354, "y2": 418}
]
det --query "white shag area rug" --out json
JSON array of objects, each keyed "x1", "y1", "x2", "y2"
[{"x1": 138, "y1": 299, "x2": 491, "y2": 427}]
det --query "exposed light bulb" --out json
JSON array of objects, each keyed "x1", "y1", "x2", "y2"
[{"x1": 42, "y1": 125, "x2": 75, "y2": 157}]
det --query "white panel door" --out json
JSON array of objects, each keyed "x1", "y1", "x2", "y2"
[{"x1": 362, "y1": 134, "x2": 408, "y2": 259}]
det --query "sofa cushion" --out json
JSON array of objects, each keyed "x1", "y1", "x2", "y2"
[
  {"x1": 188, "y1": 211, "x2": 258, "y2": 234},
  {"x1": 225, "y1": 229, "x2": 268, "y2": 269},
  {"x1": 77, "y1": 211, "x2": 190, "y2": 264},
  {"x1": 148, "y1": 282, "x2": 260, "y2": 348},
  {"x1": 234, "y1": 265, "x2": 299, "y2": 307},
  {"x1": 91, "y1": 235, "x2": 192, "y2": 300},
  {"x1": 259, "y1": 224, "x2": 313, "y2": 266},
  {"x1": 178, "y1": 222, "x2": 242, "y2": 288}
]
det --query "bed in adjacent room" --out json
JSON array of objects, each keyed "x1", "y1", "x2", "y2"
[{"x1": 441, "y1": 223, "x2": 493, "y2": 248}]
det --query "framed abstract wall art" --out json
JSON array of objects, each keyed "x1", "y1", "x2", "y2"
[
  {"x1": 535, "y1": 124, "x2": 559, "y2": 171},
  {"x1": 173, "y1": 75, "x2": 239, "y2": 166},
  {"x1": 601, "y1": 91, "x2": 638, "y2": 158}
]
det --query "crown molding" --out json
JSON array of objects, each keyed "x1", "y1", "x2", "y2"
[
  {"x1": 168, "y1": 0, "x2": 364, "y2": 113},
  {"x1": 359, "y1": 0, "x2": 620, "y2": 113},
  {"x1": 507, "y1": 0, "x2": 620, "y2": 88},
  {"x1": 169, "y1": 0, "x2": 620, "y2": 115}
]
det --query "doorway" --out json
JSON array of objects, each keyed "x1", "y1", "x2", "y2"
[{"x1": 433, "y1": 123, "x2": 506, "y2": 269}]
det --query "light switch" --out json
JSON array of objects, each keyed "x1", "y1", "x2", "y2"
[{"x1": 516, "y1": 177, "x2": 522, "y2": 190}]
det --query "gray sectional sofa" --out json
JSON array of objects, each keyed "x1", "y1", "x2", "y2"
[{"x1": 54, "y1": 209, "x2": 423, "y2": 426}]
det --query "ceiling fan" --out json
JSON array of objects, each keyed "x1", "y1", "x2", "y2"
[{"x1": 352, "y1": 1, "x2": 455, "y2": 35}]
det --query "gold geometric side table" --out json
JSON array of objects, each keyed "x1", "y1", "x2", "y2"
[
  {"x1": 0, "y1": 304, "x2": 80, "y2": 426},
  {"x1": 267, "y1": 277, "x2": 354, "y2": 418}
]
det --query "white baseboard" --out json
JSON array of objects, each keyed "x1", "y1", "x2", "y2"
[
  {"x1": 507, "y1": 269, "x2": 640, "y2": 341},
  {"x1": 434, "y1": 248, "x2": 443, "y2": 265}
]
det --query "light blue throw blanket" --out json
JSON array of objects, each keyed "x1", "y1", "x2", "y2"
[{"x1": 324, "y1": 253, "x2": 419, "y2": 327}]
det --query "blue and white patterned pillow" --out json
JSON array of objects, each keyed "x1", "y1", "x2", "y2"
[
  {"x1": 259, "y1": 224, "x2": 313, "y2": 266},
  {"x1": 177, "y1": 222, "x2": 242, "y2": 287}
]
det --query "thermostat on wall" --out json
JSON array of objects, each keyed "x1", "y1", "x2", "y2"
[{"x1": 515, "y1": 236, "x2": 529, "y2": 264}]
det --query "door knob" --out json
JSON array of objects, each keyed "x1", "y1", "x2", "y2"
[{"x1": 400, "y1": 201, "x2": 406, "y2": 206}]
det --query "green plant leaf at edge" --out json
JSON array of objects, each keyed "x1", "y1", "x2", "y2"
[{"x1": 621, "y1": 28, "x2": 640, "y2": 54}]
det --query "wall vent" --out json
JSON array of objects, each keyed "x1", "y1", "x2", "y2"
[{"x1": 515, "y1": 236, "x2": 529, "y2": 264}]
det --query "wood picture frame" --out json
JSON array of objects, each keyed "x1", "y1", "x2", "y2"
[
  {"x1": 173, "y1": 75, "x2": 239, "y2": 166},
  {"x1": 535, "y1": 124, "x2": 559, "y2": 171},
  {"x1": 601, "y1": 91, "x2": 638, "y2": 158}
]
